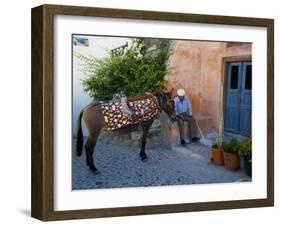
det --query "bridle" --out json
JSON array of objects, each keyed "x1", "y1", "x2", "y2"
[{"x1": 155, "y1": 93, "x2": 176, "y2": 122}]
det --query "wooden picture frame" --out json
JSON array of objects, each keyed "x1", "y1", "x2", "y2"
[{"x1": 31, "y1": 4, "x2": 274, "y2": 221}]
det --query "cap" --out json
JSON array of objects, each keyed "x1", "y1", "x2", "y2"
[{"x1": 177, "y1": 89, "x2": 185, "y2": 96}]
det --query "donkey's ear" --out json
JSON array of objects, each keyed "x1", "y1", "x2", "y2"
[{"x1": 151, "y1": 89, "x2": 157, "y2": 96}]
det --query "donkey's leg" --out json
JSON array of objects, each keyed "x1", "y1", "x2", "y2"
[
  {"x1": 140, "y1": 120, "x2": 153, "y2": 161},
  {"x1": 85, "y1": 139, "x2": 90, "y2": 166},
  {"x1": 140, "y1": 131, "x2": 148, "y2": 161},
  {"x1": 85, "y1": 132, "x2": 100, "y2": 173},
  {"x1": 82, "y1": 103, "x2": 105, "y2": 173}
]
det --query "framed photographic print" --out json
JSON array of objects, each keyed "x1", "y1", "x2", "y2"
[{"x1": 31, "y1": 4, "x2": 274, "y2": 221}]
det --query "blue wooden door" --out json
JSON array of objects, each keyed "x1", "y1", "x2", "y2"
[
  {"x1": 224, "y1": 62, "x2": 252, "y2": 136},
  {"x1": 239, "y1": 62, "x2": 252, "y2": 136}
]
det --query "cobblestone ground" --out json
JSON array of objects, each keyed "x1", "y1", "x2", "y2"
[{"x1": 72, "y1": 139, "x2": 251, "y2": 190}]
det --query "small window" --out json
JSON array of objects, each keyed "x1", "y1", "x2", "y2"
[
  {"x1": 230, "y1": 65, "x2": 239, "y2": 89},
  {"x1": 245, "y1": 65, "x2": 252, "y2": 90}
]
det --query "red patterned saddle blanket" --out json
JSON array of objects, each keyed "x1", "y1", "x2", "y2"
[{"x1": 101, "y1": 95, "x2": 160, "y2": 131}]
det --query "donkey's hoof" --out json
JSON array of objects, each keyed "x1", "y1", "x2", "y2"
[
  {"x1": 141, "y1": 155, "x2": 148, "y2": 162},
  {"x1": 90, "y1": 167, "x2": 100, "y2": 175},
  {"x1": 92, "y1": 169, "x2": 100, "y2": 175}
]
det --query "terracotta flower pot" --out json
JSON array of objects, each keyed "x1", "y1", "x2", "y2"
[
  {"x1": 211, "y1": 148, "x2": 224, "y2": 165},
  {"x1": 223, "y1": 151, "x2": 240, "y2": 171}
]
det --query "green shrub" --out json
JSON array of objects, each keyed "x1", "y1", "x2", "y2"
[
  {"x1": 77, "y1": 38, "x2": 171, "y2": 101},
  {"x1": 220, "y1": 141, "x2": 228, "y2": 151},
  {"x1": 238, "y1": 139, "x2": 252, "y2": 157},
  {"x1": 223, "y1": 139, "x2": 240, "y2": 153},
  {"x1": 212, "y1": 143, "x2": 224, "y2": 149},
  {"x1": 212, "y1": 143, "x2": 219, "y2": 149}
]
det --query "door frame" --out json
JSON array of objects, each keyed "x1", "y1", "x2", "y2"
[{"x1": 220, "y1": 55, "x2": 252, "y2": 137}]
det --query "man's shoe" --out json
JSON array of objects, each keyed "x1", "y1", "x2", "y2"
[
  {"x1": 181, "y1": 139, "x2": 187, "y2": 146},
  {"x1": 190, "y1": 137, "x2": 200, "y2": 142}
]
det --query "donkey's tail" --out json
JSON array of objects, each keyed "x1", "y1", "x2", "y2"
[{"x1": 76, "y1": 109, "x2": 84, "y2": 156}]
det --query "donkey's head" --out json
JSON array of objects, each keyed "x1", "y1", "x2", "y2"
[{"x1": 154, "y1": 88, "x2": 176, "y2": 120}]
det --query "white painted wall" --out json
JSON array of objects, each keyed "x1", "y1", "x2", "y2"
[{"x1": 72, "y1": 35, "x2": 131, "y2": 136}]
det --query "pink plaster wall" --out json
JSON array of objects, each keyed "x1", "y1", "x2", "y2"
[{"x1": 164, "y1": 41, "x2": 251, "y2": 142}]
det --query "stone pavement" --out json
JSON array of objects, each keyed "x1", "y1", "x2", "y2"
[{"x1": 72, "y1": 139, "x2": 251, "y2": 190}]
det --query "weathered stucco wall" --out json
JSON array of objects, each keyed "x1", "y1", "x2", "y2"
[{"x1": 164, "y1": 41, "x2": 251, "y2": 142}]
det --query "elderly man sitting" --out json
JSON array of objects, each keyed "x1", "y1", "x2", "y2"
[{"x1": 174, "y1": 89, "x2": 200, "y2": 146}]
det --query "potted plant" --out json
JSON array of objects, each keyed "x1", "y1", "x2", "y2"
[
  {"x1": 222, "y1": 139, "x2": 240, "y2": 171},
  {"x1": 211, "y1": 142, "x2": 224, "y2": 165},
  {"x1": 238, "y1": 139, "x2": 252, "y2": 177}
]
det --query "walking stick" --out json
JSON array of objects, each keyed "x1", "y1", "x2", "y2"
[{"x1": 194, "y1": 120, "x2": 207, "y2": 146}]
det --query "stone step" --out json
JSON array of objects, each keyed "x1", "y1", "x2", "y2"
[{"x1": 160, "y1": 113, "x2": 214, "y2": 145}]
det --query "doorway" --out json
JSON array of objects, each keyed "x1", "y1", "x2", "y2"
[{"x1": 224, "y1": 61, "x2": 252, "y2": 137}]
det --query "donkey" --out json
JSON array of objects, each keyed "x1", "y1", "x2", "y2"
[{"x1": 76, "y1": 91, "x2": 175, "y2": 174}]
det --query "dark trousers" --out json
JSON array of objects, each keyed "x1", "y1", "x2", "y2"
[{"x1": 177, "y1": 112, "x2": 197, "y2": 140}]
